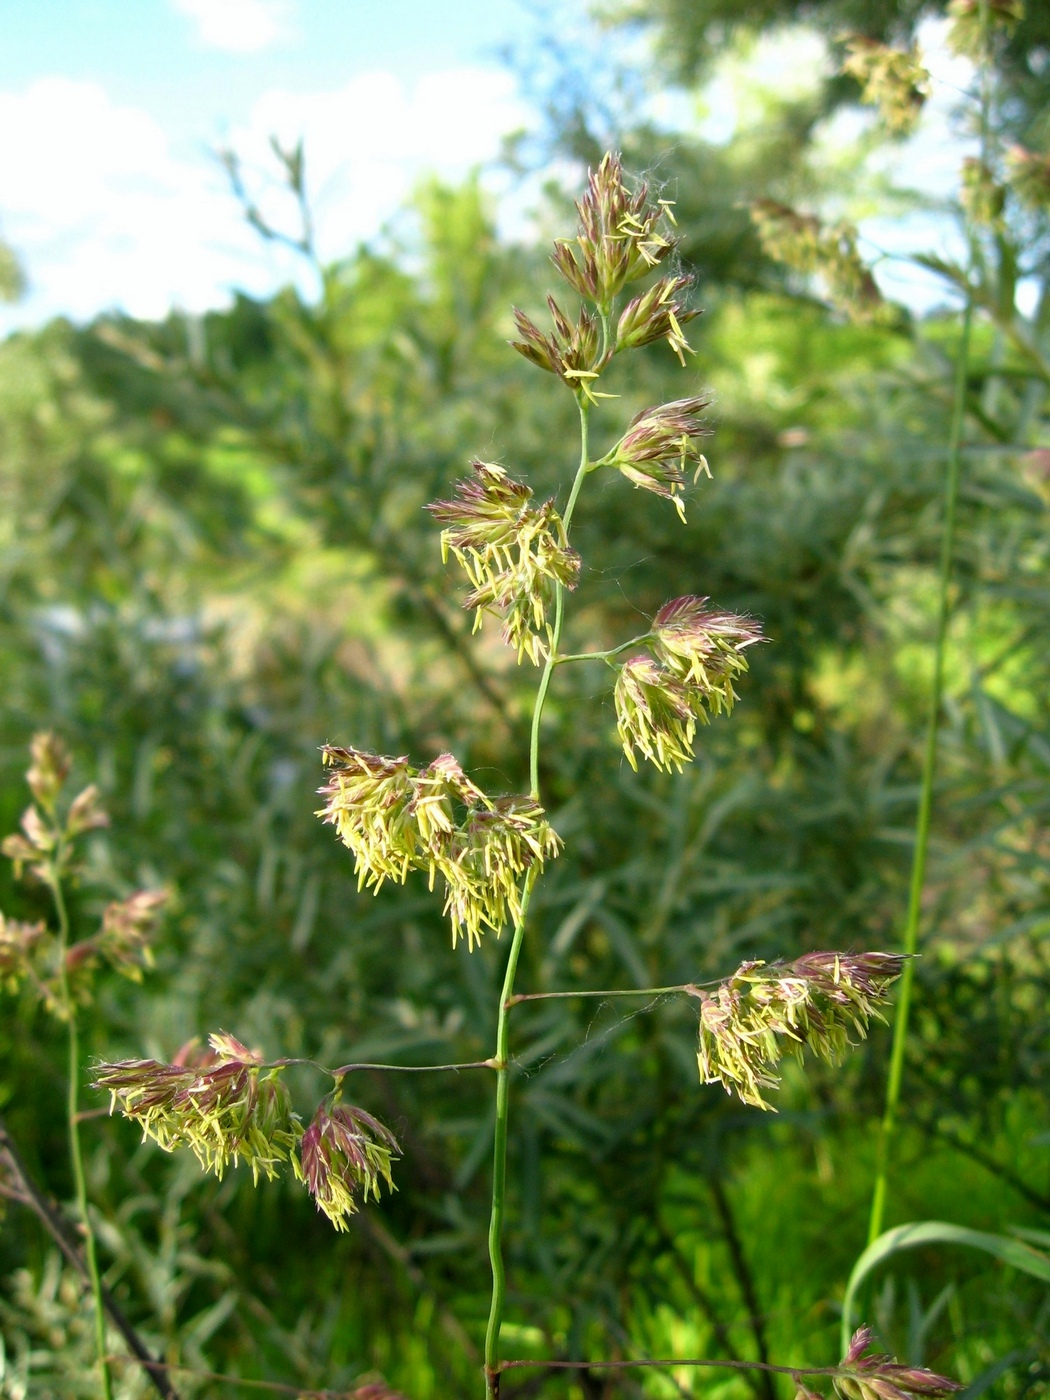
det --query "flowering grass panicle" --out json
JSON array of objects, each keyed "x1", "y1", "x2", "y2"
[
  {"x1": 318, "y1": 745, "x2": 560, "y2": 947},
  {"x1": 615, "y1": 655, "x2": 697, "y2": 773},
  {"x1": 750, "y1": 200, "x2": 882, "y2": 322},
  {"x1": 614, "y1": 600, "x2": 765, "y2": 771},
  {"x1": 652, "y1": 595, "x2": 764, "y2": 694},
  {"x1": 834, "y1": 1327, "x2": 964, "y2": 1400},
  {"x1": 426, "y1": 461, "x2": 580, "y2": 662},
  {"x1": 604, "y1": 398, "x2": 711, "y2": 517},
  {"x1": 510, "y1": 297, "x2": 603, "y2": 397},
  {"x1": 698, "y1": 953, "x2": 906, "y2": 1109},
  {"x1": 94, "y1": 1033, "x2": 302, "y2": 1184},
  {"x1": 841, "y1": 37, "x2": 930, "y2": 135},
  {"x1": 553, "y1": 151, "x2": 677, "y2": 304},
  {"x1": 301, "y1": 1100, "x2": 401, "y2": 1231},
  {"x1": 615, "y1": 274, "x2": 700, "y2": 364},
  {"x1": 1005, "y1": 145, "x2": 1050, "y2": 209},
  {"x1": 316, "y1": 747, "x2": 416, "y2": 891}
]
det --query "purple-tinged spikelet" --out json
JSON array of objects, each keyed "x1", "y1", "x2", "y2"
[
  {"x1": 606, "y1": 398, "x2": 711, "y2": 518},
  {"x1": 94, "y1": 1032, "x2": 301, "y2": 1183},
  {"x1": 835, "y1": 1327, "x2": 963, "y2": 1400},
  {"x1": 613, "y1": 599, "x2": 765, "y2": 771},
  {"x1": 426, "y1": 461, "x2": 580, "y2": 663},
  {"x1": 301, "y1": 1100, "x2": 400, "y2": 1230},
  {"x1": 698, "y1": 953, "x2": 907, "y2": 1109}
]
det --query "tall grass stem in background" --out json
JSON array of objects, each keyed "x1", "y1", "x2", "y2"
[
  {"x1": 52, "y1": 847, "x2": 114, "y2": 1400},
  {"x1": 867, "y1": 298, "x2": 974, "y2": 1246}
]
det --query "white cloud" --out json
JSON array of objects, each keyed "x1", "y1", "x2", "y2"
[
  {"x1": 0, "y1": 69, "x2": 531, "y2": 333},
  {"x1": 171, "y1": 0, "x2": 294, "y2": 54}
]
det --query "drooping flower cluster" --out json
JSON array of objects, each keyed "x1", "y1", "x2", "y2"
[
  {"x1": 697, "y1": 952, "x2": 906, "y2": 1110},
  {"x1": 614, "y1": 597, "x2": 765, "y2": 772},
  {"x1": 750, "y1": 200, "x2": 882, "y2": 322},
  {"x1": 426, "y1": 461, "x2": 580, "y2": 663},
  {"x1": 833, "y1": 1327, "x2": 963, "y2": 1400},
  {"x1": 960, "y1": 157, "x2": 1006, "y2": 227},
  {"x1": 96, "y1": 1038, "x2": 402, "y2": 1225},
  {"x1": 301, "y1": 1098, "x2": 401, "y2": 1230},
  {"x1": 511, "y1": 154, "x2": 700, "y2": 391},
  {"x1": 318, "y1": 746, "x2": 561, "y2": 947},
  {"x1": 841, "y1": 37, "x2": 930, "y2": 136},
  {"x1": 94, "y1": 1033, "x2": 302, "y2": 1183},
  {"x1": 1006, "y1": 145, "x2": 1050, "y2": 210},
  {"x1": 603, "y1": 398, "x2": 711, "y2": 519}
]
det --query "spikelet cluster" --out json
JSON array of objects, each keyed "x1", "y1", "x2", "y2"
[
  {"x1": 426, "y1": 461, "x2": 580, "y2": 663},
  {"x1": 94, "y1": 1033, "x2": 302, "y2": 1183},
  {"x1": 697, "y1": 952, "x2": 906, "y2": 1109},
  {"x1": 834, "y1": 1327, "x2": 963, "y2": 1400},
  {"x1": 553, "y1": 152, "x2": 678, "y2": 304},
  {"x1": 1006, "y1": 146, "x2": 1050, "y2": 210},
  {"x1": 511, "y1": 153, "x2": 700, "y2": 389},
  {"x1": 318, "y1": 747, "x2": 561, "y2": 947},
  {"x1": 301, "y1": 1099, "x2": 401, "y2": 1231},
  {"x1": 960, "y1": 158, "x2": 1006, "y2": 227},
  {"x1": 841, "y1": 38, "x2": 930, "y2": 136},
  {"x1": 605, "y1": 398, "x2": 711, "y2": 519},
  {"x1": 615, "y1": 597, "x2": 764, "y2": 772},
  {"x1": 2, "y1": 732, "x2": 109, "y2": 886},
  {"x1": 511, "y1": 297, "x2": 604, "y2": 398},
  {"x1": 750, "y1": 200, "x2": 882, "y2": 322}
]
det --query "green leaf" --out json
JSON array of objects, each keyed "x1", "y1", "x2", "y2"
[{"x1": 842, "y1": 1222, "x2": 1050, "y2": 1353}]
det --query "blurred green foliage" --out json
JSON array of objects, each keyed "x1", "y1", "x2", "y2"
[{"x1": 1, "y1": 10, "x2": 1049, "y2": 1399}]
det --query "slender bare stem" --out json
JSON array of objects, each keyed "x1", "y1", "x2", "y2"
[
  {"x1": 866, "y1": 296, "x2": 975, "y2": 1245},
  {"x1": 507, "y1": 983, "x2": 707, "y2": 1006},
  {"x1": 485, "y1": 397, "x2": 591, "y2": 1399},
  {"x1": 52, "y1": 852, "x2": 113, "y2": 1400},
  {"x1": 332, "y1": 1059, "x2": 495, "y2": 1077},
  {"x1": 867, "y1": 21, "x2": 988, "y2": 1244},
  {"x1": 554, "y1": 634, "x2": 652, "y2": 666}
]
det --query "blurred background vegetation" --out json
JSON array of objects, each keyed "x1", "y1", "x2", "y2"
[{"x1": 1, "y1": 0, "x2": 1049, "y2": 1396}]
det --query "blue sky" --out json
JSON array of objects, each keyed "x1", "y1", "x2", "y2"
[{"x1": 0, "y1": 0, "x2": 544, "y2": 329}]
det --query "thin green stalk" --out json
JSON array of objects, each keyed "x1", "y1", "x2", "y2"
[
  {"x1": 485, "y1": 398, "x2": 590, "y2": 1398},
  {"x1": 52, "y1": 856, "x2": 113, "y2": 1400},
  {"x1": 867, "y1": 296, "x2": 974, "y2": 1247},
  {"x1": 555, "y1": 633, "x2": 652, "y2": 666}
]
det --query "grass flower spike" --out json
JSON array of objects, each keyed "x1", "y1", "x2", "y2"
[
  {"x1": 652, "y1": 595, "x2": 764, "y2": 698},
  {"x1": 835, "y1": 1327, "x2": 963, "y2": 1400},
  {"x1": 552, "y1": 152, "x2": 677, "y2": 305},
  {"x1": 615, "y1": 656, "x2": 697, "y2": 773},
  {"x1": 604, "y1": 398, "x2": 711, "y2": 518},
  {"x1": 94, "y1": 1033, "x2": 302, "y2": 1183},
  {"x1": 842, "y1": 38, "x2": 930, "y2": 136},
  {"x1": 750, "y1": 200, "x2": 882, "y2": 321},
  {"x1": 318, "y1": 745, "x2": 560, "y2": 946},
  {"x1": 301, "y1": 1099, "x2": 401, "y2": 1231},
  {"x1": 427, "y1": 461, "x2": 580, "y2": 662},
  {"x1": 615, "y1": 275, "x2": 700, "y2": 363},
  {"x1": 698, "y1": 953, "x2": 907, "y2": 1109}
]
